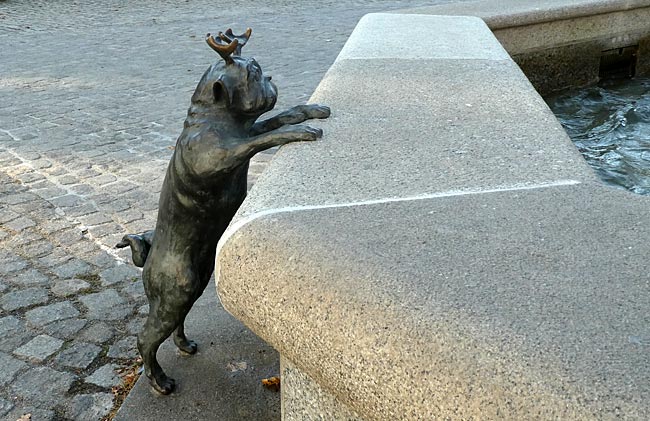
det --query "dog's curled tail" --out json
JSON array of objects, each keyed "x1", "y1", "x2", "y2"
[{"x1": 115, "y1": 230, "x2": 155, "y2": 268}]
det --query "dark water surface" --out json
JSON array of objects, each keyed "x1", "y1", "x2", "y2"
[{"x1": 546, "y1": 78, "x2": 650, "y2": 195}]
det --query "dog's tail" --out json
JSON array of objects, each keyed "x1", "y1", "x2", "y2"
[{"x1": 115, "y1": 230, "x2": 155, "y2": 268}]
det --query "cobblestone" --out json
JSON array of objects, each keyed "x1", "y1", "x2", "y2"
[
  {"x1": 51, "y1": 278, "x2": 91, "y2": 297},
  {"x1": 80, "y1": 289, "x2": 133, "y2": 320},
  {"x1": 54, "y1": 342, "x2": 102, "y2": 369},
  {"x1": 0, "y1": 352, "x2": 27, "y2": 386},
  {"x1": 65, "y1": 393, "x2": 114, "y2": 420},
  {"x1": 41, "y1": 318, "x2": 87, "y2": 340},
  {"x1": 0, "y1": 287, "x2": 49, "y2": 311},
  {"x1": 0, "y1": 0, "x2": 460, "y2": 416},
  {"x1": 85, "y1": 363, "x2": 122, "y2": 389},
  {"x1": 25, "y1": 301, "x2": 80, "y2": 327},
  {"x1": 107, "y1": 336, "x2": 138, "y2": 360},
  {"x1": 14, "y1": 334, "x2": 64, "y2": 362}
]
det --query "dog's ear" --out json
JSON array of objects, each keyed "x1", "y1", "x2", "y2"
[{"x1": 213, "y1": 79, "x2": 231, "y2": 106}]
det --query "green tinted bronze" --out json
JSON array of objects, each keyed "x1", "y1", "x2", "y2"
[{"x1": 116, "y1": 28, "x2": 329, "y2": 394}]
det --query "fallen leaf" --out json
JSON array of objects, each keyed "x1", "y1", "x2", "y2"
[{"x1": 262, "y1": 376, "x2": 281, "y2": 391}]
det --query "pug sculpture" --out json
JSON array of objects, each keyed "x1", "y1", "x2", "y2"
[{"x1": 116, "y1": 28, "x2": 330, "y2": 394}]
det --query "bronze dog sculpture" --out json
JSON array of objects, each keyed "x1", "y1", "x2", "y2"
[{"x1": 116, "y1": 28, "x2": 330, "y2": 394}]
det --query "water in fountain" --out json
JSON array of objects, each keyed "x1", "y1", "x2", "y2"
[{"x1": 546, "y1": 78, "x2": 650, "y2": 195}]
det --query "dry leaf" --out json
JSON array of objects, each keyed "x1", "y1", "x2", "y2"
[
  {"x1": 16, "y1": 414, "x2": 32, "y2": 421},
  {"x1": 262, "y1": 376, "x2": 281, "y2": 391}
]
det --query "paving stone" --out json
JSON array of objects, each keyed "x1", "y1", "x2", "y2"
[
  {"x1": 54, "y1": 342, "x2": 102, "y2": 369},
  {"x1": 0, "y1": 316, "x2": 32, "y2": 353},
  {"x1": 0, "y1": 252, "x2": 28, "y2": 273},
  {"x1": 107, "y1": 336, "x2": 138, "y2": 359},
  {"x1": 54, "y1": 227, "x2": 86, "y2": 246},
  {"x1": 52, "y1": 258, "x2": 93, "y2": 278},
  {"x1": 0, "y1": 351, "x2": 28, "y2": 386},
  {"x1": 50, "y1": 194, "x2": 84, "y2": 208},
  {"x1": 0, "y1": 208, "x2": 20, "y2": 223},
  {"x1": 64, "y1": 203, "x2": 98, "y2": 217},
  {"x1": 78, "y1": 321, "x2": 115, "y2": 344},
  {"x1": 126, "y1": 317, "x2": 145, "y2": 335},
  {"x1": 0, "y1": 397, "x2": 14, "y2": 417},
  {"x1": 51, "y1": 278, "x2": 91, "y2": 297},
  {"x1": 0, "y1": 192, "x2": 38, "y2": 205},
  {"x1": 33, "y1": 186, "x2": 68, "y2": 199},
  {"x1": 14, "y1": 334, "x2": 64, "y2": 362},
  {"x1": 19, "y1": 239, "x2": 54, "y2": 257},
  {"x1": 4, "y1": 406, "x2": 55, "y2": 421},
  {"x1": 9, "y1": 268, "x2": 49, "y2": 286},
  {"x1": 11, "y1": 366, "x2": 76, "y2": 407},
  {"x1": 85, "y1": 363, "x2": 122, "y2": 389},
  {"x1": 100, "y1": 264, "x2": 140, "y2": 286},
  {"x1": 121, "y1": 278, "x2": 145, "y2": 300},
  {"x1": 79, "y1": 212, "x2": 114, "y2": 226},
  {"x1": 79, "y1": 289, "x2": 132, "y2": 320},
  {"x1": 137, "y1": 304, "x2": 149, "y2": 315},
  {"x1": 0, "y1": 287, "x2": 49, "y2": 311},
  {"x1": 3, "y1": 216, "x2": 36, "y2": 231},
  {"x1": 37, "y1": 249, "x2": 71, "y2": 269},
  {"x1": 56, "y1": 175, "x2": 79, "y2": 185},
  {"x1": 65, "y1": 393, "x2": 114, "y2": 421},
  {"x1": 0, "y1": 280, "x2": 7, "y2": 293},
  {"x1": 42, "y1": 318, "x2": 87, "y2": 340},
  {"x1": 25, "y1": 301, "x2": 80, "y2": 327}
]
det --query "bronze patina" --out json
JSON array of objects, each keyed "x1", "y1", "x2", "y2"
[{"x1": 117, "y1": 28, "x2": 329, "y2": 394}]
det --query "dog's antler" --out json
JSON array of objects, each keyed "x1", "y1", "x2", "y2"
[
  {"x1": 206, "y1": 33, "x2": 239, "y2": 64},
  {"x1": 218, "y1": 28, "x2": 252, "y2": 56}
]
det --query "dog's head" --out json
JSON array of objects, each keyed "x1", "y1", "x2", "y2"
[{"x1": 191, "y1": 28, "x2": 277, "y2": 118}]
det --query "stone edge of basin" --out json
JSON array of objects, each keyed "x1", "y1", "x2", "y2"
[
  {"x1": 215, "y1": 9, "x2": 648, "y2": 421},
  {"x1": 394, "y1": 0, "x2": 650, "y2": 30}
]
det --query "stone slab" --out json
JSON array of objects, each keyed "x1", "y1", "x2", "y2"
[
  {"x1": 397, "y1": 0, "x2": 650, "y2": 30},
  {"x1": 114, "y1": 288, "x2": 281, "y2": 421},
  {"x1": 14, "y1": 334, "x2": 64, "y2": 362},
  {"x1": 337, "y1": 14, "x2": 509, "y2": 61},
  {"x1": 234, "y1": 57, "x2": 593, "y2": 220},
  {"x1": 281, "y1": 357, "x2": 362, "y2": 421},
  {"x1": 218, "y1": 183, "x2": 650, "y2": 419}
]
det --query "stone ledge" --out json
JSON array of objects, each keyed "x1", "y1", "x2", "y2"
[
  {"x1": 216, "y1": 11, "x2": 650, "y2": 420},
  {"x1": 396, "y1": 0, "x2": 650, "y2": 93},
  {"x1": 397, "y1": 0, "x2": 650, "y2": 31}
]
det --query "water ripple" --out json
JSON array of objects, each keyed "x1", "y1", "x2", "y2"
[{"x1": 546, "y1": 78, "x2": 650, "y2": 195}]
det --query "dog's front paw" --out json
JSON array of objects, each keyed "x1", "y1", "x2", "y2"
[{"x1": 305, "y1": 104, "x2": 330, "y2": 119}]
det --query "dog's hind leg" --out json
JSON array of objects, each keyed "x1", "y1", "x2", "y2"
[
  {"x1": 138, "y1": 296, "x2": 188, "y2": 394},
  {"x1": 173, "y1": 314, "x2": 197, "y2": 355}
]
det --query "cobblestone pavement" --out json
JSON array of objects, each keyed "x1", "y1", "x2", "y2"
[{"x1": 0, "y1": 1, "x2": 460, "y2": 419}]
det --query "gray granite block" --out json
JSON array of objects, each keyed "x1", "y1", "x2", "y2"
[
  {"x1": 85, "y1": 363, "x2": 122, "y2": 389},
  {"x1": 54, "y1": 342, "x2": 101, "y2": 369},
  {"x1": 78, "y1": 321, "x2": 115, "y2": 344},
  {"x1": 14, "y1": 334, "x2": 64, "y2": 362},
  {"x1": 107, "y1": 336, "x2": 138, "y2": 360},
  {"x1": 42, "y1": 318, "x2": 87, "y2": 339},
  {"x1": 11, "y1": 366, "x2": 76, "y2": 407},
  {"x1": 51, "y1": 278, "x2": 91, "y2": 297},
  {"x1": 65, "y1": 393, "x2": 114, "y2": 420},
  {"x1": 79, "y1": 290, "x2": 132, "y2": 320},
  {"x1": 99, "y1": 264, "x2": 140, "y2": 286},
  {"x1": 0, "y1": 287, "x2": 49, "y2": 311},
  {"x1": 0, "y1": 316, "x2": 31, "y2": 353},
  {"x1": 0, "y1": 351, "x2": 28, "y2": 386},
  {"x1": 25, "y1": 301, "x2": 79, "y2": 326}
]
